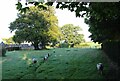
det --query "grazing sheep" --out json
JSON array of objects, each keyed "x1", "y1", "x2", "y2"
[
  {"x1": 97, "y1": 63, "x2": 104, "y2": 75},
  {"x1": 32, "y1": 58, "x2": 37, "y2": 64},
  {"x1": 44, "y1": 55, "x2": 48, "y2": 60},
  {"x1": 43, "y1": 53, "x2": 50, "y2": 61}
]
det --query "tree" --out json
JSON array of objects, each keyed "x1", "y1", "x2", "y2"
[
  {"x1": 84, "y1": 3, "x2": 120, "y2": 43},
  {"x1": 60, "y1": 24, "x2": 85, "y2": 47},
  {"x1": 2, "y1": 37, "x2": 15, "y2": 44},
  {"x1": 16, "y1": 1, "x2": 120, "y2": 43},
  {"x1": 54, "y1": 2, "x2": 120, "y2": 43},
  {"x1": 9, "y1": 5, "x2": 61, "y2": 50}
]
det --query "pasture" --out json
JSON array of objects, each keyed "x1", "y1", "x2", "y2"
[{"x1": 1, "y1": 48, "x2": 113, "y2": 80}]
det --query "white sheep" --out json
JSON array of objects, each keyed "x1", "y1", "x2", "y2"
[
  {"x1": 32, "y1": 58, "x2": 37, "y2": 64},
  {"x1": 44, "y1": 55, "x2": 48, "y2": 60},
  {"x1": 46, "y1": 53, "x2": 50, "y2": 57},
  {"x1": 96, "y1": 63, "x2": 104, "y2": 75},
  {"x1": 48, "y1": 53, "x2": 50, "y2": 57},
  {"x1": 43, "y1": 53, "x2": 50, "y2": 61}
]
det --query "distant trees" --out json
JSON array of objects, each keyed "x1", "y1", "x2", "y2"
[
  {"x1": 2, "y1": 37, "x2": 15, "y2": 44},
  {"x1": 60, "y1": 24, "x2": 85, "y2": 47},
  {"x1": 9, "y1": 5, "x2": 61, "y2": 50}
]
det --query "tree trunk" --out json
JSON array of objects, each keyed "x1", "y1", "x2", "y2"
[
  {"x1": 33, "y1": 43, "x2": 39, "y2": 50},
  {"x1": 41, "y1": 44, "x2": 46, "y2": 49},
  {"x1": 41, "y1": 41, "x2": 46, "y2": 49}
]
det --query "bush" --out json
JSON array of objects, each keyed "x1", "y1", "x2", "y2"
[
  {"x1": 75, "y1": 43, "x2": 90, "y2": 48},
  {"x1": 80, "y1": 43, "x2": 90, "y2": 47},
  {"x1": 59, "y1": 43, "x2": 70, "y2": 48},
  {"x1": 0, "y1": 45, "x2": 6, "y2": 57},
  {"x1": 6, "y1": 47, "x2": 21, "y2": 51}
]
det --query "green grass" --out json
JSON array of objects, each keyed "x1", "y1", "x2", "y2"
[{"x1": 1, "y1": 48, "x2": 110, "y2": 79}]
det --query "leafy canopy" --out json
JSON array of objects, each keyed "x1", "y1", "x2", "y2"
[
  {"x1": 16, "y1": 1, "x2": 120, "y2": 43},
  {"x1": 9, "y1": 5, "x2": 61, "y2": 50}
]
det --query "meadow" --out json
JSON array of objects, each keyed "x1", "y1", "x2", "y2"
[{"x1": 1, "y1": 48, "x2": 111, "y2": 80}]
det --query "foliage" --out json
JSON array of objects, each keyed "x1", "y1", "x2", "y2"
[
  {"x1": 59, "y1": 42, "x2": 69, "y2": 48},
  {"x1": 2, "y1": 37, "x2": 15, "y2": 44},
  {"x1": 6, "y1": 47, "x2": 21, "y2": 51},
  {"x1": 79, "y1": 43, "x2": 90, "y2": 47},
  {"x1": 16, "y1": 2, "x2": 120, "y2": 43},
  {"x1": 74, "y1": 42, "x2": 101, "y2": 48},
  {"x1": 9, "y1": 5, "x2": 61, "y2": 50},
  {"x1": 60, "y1": 24, "x2": 85, "y2": 46},
  {"x1": 86, "y1": 3, "x2": 120, "y2": 43},
  {"x1": 55, "y1": 2, "x2": 120, "y2": 43}
]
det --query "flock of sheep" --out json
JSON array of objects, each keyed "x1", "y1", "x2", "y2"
[{"x1": 31, "y1": 49, "x2": 104, "y2": 75}]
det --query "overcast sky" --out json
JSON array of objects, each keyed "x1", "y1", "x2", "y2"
[{"x1": 0, "y1": 0, "x2": 91, "y2": 42}]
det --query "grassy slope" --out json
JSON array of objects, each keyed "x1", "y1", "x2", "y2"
[{"x1": 2, "y1": 48, "x2": 110, "y2": 79}]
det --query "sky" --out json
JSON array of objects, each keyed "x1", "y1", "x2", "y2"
[{"x1": 0, "y1": 0, "x2": 91, "y2": 42}]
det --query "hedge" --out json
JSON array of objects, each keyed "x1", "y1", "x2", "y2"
[
  {"x1": 59, "y1": 43, "x2": 70, "y2": 48},
  {"x1": 6, "y1": 47, "x2": 21, "y2": 51},
  {"x1": 102, "y1": 40, "x2": 120, "y2": 66}
]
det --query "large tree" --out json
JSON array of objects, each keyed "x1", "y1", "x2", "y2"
[
  {"x1": 60, "y1": 24, "x2": 85, "y2": 46},
  {"x1": 9, "y1": 5, "x2": 61, "y2": 50}
]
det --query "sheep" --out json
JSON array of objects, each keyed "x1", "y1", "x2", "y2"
[
  {"x1": 43, "y1": 55, "x2": 48, "y2": 61},
  {"x1": 32, "y1": 58, "x2": 37, "y2": 64},
  {"x1": 43, "y1": 53, "x2": 50, "y2": 61},
  {"x1": 47, "y1": 53, "x2": 50, "y2": 57},
  {"x1": 96, "y1": 63, "x2": 104, "y2": 75}
]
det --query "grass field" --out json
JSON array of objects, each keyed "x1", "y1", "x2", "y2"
[{"x1": 1, "y1": 48, "x2": 112, "y2": 80}]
